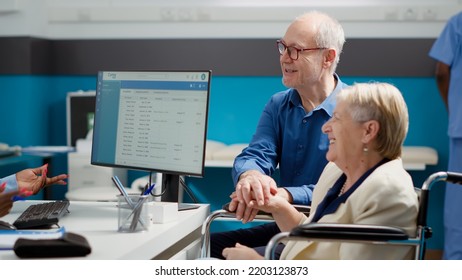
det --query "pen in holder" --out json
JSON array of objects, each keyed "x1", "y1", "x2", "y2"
[{"x1": 117, "y1": 194, "x2": 150, "y2": 233}]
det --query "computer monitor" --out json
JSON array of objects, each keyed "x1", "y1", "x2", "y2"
[
  {"x1": 66, "y1": 91, "x2": 96, "y2": 147},
  {"x1": 91, "y1": 70, "x2": 211, "y2": 202}
]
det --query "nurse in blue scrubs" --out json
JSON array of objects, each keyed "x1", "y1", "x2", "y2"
[{"x1": 429, "y1": 11, "x2": 462, "y2": 260}]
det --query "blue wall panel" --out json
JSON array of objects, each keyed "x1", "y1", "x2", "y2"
[
  {"x1": 207, "y1": 76, "x2": 286, "y2": 144},
  {"x1": 0, "y1": 75, "x2": 52, "y2": 146}
]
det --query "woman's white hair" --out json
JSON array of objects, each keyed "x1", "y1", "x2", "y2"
[{"x1": 336, "y1": 82, "x2": 409, "y2": 159}]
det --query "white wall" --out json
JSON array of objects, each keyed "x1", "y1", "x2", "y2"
[{"x1": 0, "y1": 0, "x2": 461, "y2": 39}]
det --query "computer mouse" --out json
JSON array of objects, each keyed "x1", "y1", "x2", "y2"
[{"x1": 0, "y1": 220, "x2": 16, "y2": 230}]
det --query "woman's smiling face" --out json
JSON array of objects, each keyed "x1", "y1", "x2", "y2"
[{"x1": 322, "y1": 100, "x2": 365, "y2": 167}]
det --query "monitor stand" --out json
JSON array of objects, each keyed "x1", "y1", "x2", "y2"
[
  {"x1": 161, "y1": 173, "x2": 199, "y2": 211},
  {"x1": 160, "y1": 173, "x2": 180, "y2": 202}
]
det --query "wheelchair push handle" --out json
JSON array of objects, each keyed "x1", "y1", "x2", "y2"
[
  {"x1": 419, "y1": 171, "x2": 462, "y2": 227},
  {"x1": 446, "y1": 172, "x2": 462, "y2": 185}
]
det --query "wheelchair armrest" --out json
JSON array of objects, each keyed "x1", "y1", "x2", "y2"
[
  {"x1": 293, "y1": 205, "x2": 311, "y2": 216},
  {"x1": 222, "y1": 203, "x2": 310, "y2": 216},
  {"x1": 290, "y1": 223, "x2": 409, "y2": 241}
]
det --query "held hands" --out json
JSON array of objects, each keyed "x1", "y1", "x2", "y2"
[
  {"x1": 229, "y1": 190, "x2": 289, "y2": 223},
  {"x1": 228, "y1": 170, "x2": 296, "y2": 223},
  {"x1": 228, "y1": 191, "x2": 259, "y2": 223},
  {"x1": 235, "y1": 170, "x2": 278, "y2": 206},
  {"x1": 16, "y1": 164, "x2": 68, "y2": 195},
  {"x1": 228, "y1": 170, "x2": 277, "y2": 222}
]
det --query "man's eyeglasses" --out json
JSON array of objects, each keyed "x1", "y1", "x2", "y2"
[{"x1": 276, "y1": 40, "x2": 326, "y2": 60}]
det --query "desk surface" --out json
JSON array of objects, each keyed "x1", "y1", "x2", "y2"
[{"x1": 0, "y1": 201, "x2": 209, "y2": 260}]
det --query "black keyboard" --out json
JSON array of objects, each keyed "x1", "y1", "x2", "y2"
[{"x1": 13, "y1": 200, "x2": 70, "y2": 229}]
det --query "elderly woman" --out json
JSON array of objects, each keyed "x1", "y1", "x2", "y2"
[{"x1": 222, "y1": 82, "x2": 419, "y2": 260}]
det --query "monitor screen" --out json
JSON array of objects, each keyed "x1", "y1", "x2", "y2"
[
  {"x1": 91, "y1": 70, "x2": 211, "y2": 200},
  {"x1": 66, "y1": 91, "x2": 96, "y2": 147}
]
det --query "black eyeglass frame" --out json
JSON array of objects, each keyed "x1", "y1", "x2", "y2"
[{"x1": 276, "y1": 40, "x2": 327, "y2": 60}]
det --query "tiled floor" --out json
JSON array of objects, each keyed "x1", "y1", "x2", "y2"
[{"x1": 425, "y1": 250, "x2": 443, "y2": 260}]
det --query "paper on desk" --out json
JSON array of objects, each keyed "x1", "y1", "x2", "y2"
[
  {"x1": 0, "y1": 227, "x2": 65, "y2": 250},
  {"x1": 21, "y1": 146, "x2": 75, "y2": 155}
]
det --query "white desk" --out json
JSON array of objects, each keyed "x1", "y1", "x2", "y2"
[{"x1": 0, "y1": 201, "x2": 209, "y2": 260}]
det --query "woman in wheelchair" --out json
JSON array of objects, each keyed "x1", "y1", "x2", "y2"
[{"x1": 222, "y1": 82, "x2": 419, "y2": 260}]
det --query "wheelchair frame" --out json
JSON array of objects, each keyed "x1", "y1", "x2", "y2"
[{"x1": 200, "y1": 171, "x2": 462, "y2": 260}]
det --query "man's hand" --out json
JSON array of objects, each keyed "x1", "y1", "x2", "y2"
[{"x1": 16, "y1": 164, "x2": 68, "y2": 195}]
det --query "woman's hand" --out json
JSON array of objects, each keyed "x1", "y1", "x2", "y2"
[
  {"x1": 228, "y1": 192, "x2": 260, "y2": 223},
  {"x1": 16, "y1": 164, "x2": 68, "y2": 195},
  {"x1": 248, "y1": 193, "x2": 288, "y2": 214},
  {"x1": 227, "y1": 188, "x2": 291, "y2": 223},
  {"x1": 222, "y1": 243, "x2": 264, "y2": 260}
]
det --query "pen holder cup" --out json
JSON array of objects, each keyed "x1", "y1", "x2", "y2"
[{"x1": 117, "y1": 194, "x2": 150, "y2": 233}]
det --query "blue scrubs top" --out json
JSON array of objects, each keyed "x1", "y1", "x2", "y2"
[
  {"x1": 429, "y1": 11, "x2": 462, "y2": 138},
  {"x1": 429, "y1": 11, "x2": 462, "y2": 260}
]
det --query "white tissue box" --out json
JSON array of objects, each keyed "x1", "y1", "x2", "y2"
[{"x1": 147, "y1": 202, "x2": 178, "y2": 224}]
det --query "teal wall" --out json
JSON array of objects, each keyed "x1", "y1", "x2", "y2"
[{"x1": 0, "y1": 74, "x2": 448, "y2": 249}]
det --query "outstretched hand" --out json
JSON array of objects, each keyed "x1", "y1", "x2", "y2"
[{"x1": 16, "y1": 164, "x2": 68, "y2": 195}]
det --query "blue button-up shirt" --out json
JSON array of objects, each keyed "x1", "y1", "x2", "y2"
[{"x1": 232, "y1": 74, "x2": 348, "y2": 205}]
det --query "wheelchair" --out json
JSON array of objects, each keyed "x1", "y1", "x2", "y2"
[{"x1": 200, "y1": 171, "x2": 462, "y2": 260}]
